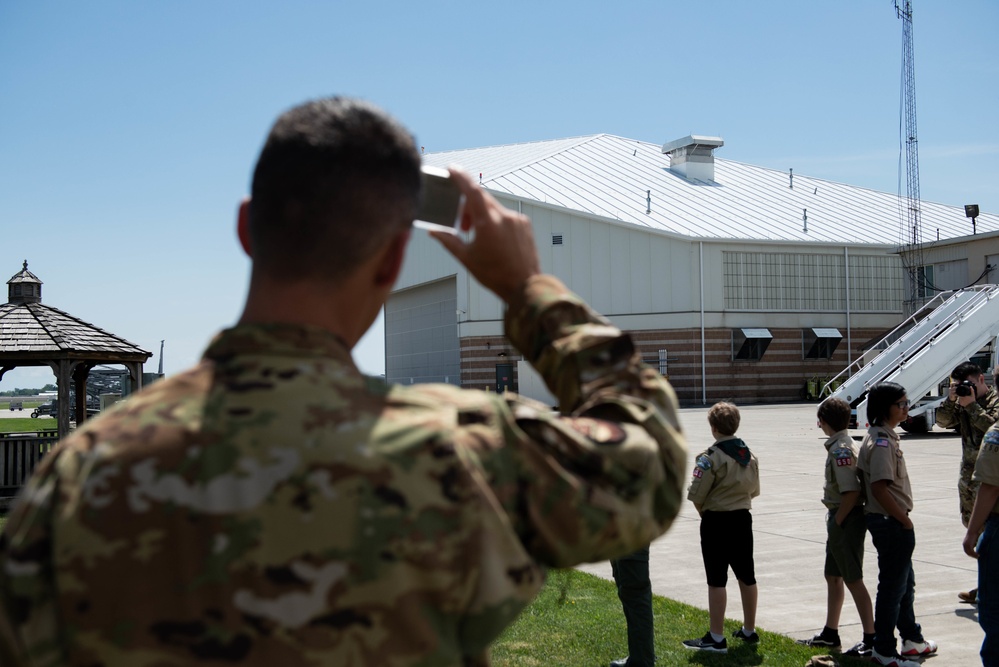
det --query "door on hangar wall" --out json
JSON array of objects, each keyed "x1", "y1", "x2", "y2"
[
  {"x1": 385, "y1": 276, "x2": 460, "y2": 386},
  {"x1": 495, "y1": 363, "x2": 514, "y2": 393}
]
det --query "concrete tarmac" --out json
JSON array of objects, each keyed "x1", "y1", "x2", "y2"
[{"x1": 578, "y1": 402, "x2": 981, "y2": 665}]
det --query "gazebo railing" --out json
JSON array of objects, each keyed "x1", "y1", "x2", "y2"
[{"x1": 0, "y1": 431, "x2": 59, "y2": 501}]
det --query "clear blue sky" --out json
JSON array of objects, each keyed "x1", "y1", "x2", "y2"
[{"x1": 2, "y1": 1, "x2": 997, "y2": 391}]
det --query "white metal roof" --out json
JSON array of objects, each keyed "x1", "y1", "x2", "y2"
[{"x1": 421, "y1": 134, "x2": 998, "y2": 245}]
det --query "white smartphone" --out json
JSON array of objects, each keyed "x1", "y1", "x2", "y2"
[{"x1": 413, "y1": 165, "x2": 465, "y2": 235}]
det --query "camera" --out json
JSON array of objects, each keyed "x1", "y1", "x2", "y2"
[{"x1": 955, "y1": 380, "x2": 976, "y2": 397}]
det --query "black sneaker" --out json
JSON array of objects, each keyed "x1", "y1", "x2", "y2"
[
  {"x1": 843, "y1": 640, "x2": 873, "y2": 658},
  {"x1": 682, "y1": 632, "x2": 728, "y2": 653},
  {"x1": 795, "y1": 632, "x2": 841, "y2": 649},
  {"x1": 732, "y1": 628, "x2": 760, "y2": 643}
]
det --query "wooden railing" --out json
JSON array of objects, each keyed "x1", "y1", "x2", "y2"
[{"x1": 0, "y1": 431, "x2": 59, "y2": 502}]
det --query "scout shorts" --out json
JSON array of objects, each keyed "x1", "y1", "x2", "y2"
[
  {"x1": 824, "y1": 506, "x2": 866, "y2": 583},
  {"x1": 700, "y1": 509, "x2": 756, "y2": 587}
]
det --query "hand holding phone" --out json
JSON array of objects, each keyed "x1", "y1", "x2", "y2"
[{"x1": 413, "y1": 166, "x2": 466, "y2": 235}]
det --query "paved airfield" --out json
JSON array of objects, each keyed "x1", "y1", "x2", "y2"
[{"x1": 578, "y1": 402, "x2": 979, "y2": 665}]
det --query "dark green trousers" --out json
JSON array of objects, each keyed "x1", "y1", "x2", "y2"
[{"x1": 611, "y1": 546, "x2": 654, "y2": 667}]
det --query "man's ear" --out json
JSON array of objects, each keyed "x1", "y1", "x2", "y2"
[
  {"x1": 374, "y1": 229, "x2": 411, "y2": 287},
  {"x1": 237, "y1": 198, "x2": 253, "y2": 257}
]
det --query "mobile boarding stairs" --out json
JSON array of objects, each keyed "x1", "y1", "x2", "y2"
[{"x1": 824, "y1": 284, "x2": 999, "y2": 430}]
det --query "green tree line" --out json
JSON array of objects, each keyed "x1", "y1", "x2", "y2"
[{"x1": 0, "y1": 384, "x2": 57, "y2": 397}]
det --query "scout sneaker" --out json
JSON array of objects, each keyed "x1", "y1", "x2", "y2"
[
  {"x1": 900, "y1": 638, "x2": 938, "y2": 656},
  {"x1": 870, "y1": 648, "x2": 921, "y2": 667},
  {"x1": 682, "y1": 632, "x2": 727, "y2": 653}
]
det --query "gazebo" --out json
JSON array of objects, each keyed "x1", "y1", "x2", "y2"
[{"x1": 0, "y1": 261, "x2": 151, "y2": 496}]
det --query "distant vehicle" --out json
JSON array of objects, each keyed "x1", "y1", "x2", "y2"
[
  {"x1": 30, "y1": 400, "x2": 99, "y2": 419},
  {"x1": 31, "y1": 401, "x2": 57, "y2": 418},
  {"x1": 8, "y1": 400, "x2": 23, "y2": 411}
]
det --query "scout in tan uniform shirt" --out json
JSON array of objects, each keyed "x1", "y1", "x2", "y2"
[
  {"x1": 796, "y1": 398, "x2": 874, "y2": 656},
  {"x1": 682, "y1": 402, "x2": 760, "y2": 654},
  {"x1": 0, "y1": 98, "x2": 688, "y2": 667},
  {"x1": 856, "y1": 383, "x2": 936, "y2": 666},
  {"x1": 963, "y1": 425, "x2": 999, "y2": 664}
]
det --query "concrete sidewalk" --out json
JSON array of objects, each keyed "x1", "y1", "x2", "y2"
[{"x1": 578, "y1": 402, "x2": 981, "y2": 665}]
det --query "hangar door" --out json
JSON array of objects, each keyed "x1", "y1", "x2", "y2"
[{"x1": 385, "y1": 277, "x2": 460, "y2": 386}]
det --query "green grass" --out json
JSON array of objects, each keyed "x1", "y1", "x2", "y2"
[
  {"x1": 491, "y1": 569, "x2": 866, "y2": 667},
  {"x1": 0, "y1": 418, "x2": 58, "y2": 434}
]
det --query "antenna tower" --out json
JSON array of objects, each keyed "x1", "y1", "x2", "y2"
[{"x1": 896, "y1": 0, "x2": 924, "y2": 300}]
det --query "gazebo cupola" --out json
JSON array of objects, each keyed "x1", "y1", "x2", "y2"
[{"x1": 7, "y1": 260, "x2": 42, "y2": 305}]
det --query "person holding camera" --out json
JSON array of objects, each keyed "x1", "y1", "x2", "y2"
[
  {"x1": 962, "y1": 421, "x2": 999, "y2": 666},
  {"x1": 0, "y1": 97, "x2": 689, "y2": 667},
  {"x1": 936, "y1": 361, "x2": 999, "y2": 604}
]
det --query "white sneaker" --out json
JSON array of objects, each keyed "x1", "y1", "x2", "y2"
[
  {"x1": 870, "y1": 648, "x2": 922, "y2": 667},
  {"x1": 900, "y1": 638, "x2": 938, "y2": 656}
]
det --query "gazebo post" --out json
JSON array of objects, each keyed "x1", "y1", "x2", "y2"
[
  {"x1": 56, "y1": 359, "x2": 72, "y2": 439},
  {"x1": 127, "y1": 362, "x2": 144, "y2": 394},
  {"x1": 72, "y1": 362, "x2": 95, "y2": 424}
]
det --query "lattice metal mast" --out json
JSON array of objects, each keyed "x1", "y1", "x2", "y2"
[{"x1": 897, "y1": 0, "x2": 921, "y2": 249}]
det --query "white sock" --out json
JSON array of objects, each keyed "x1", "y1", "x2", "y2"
[
  {"x1": 741, "y1": 625, "x2": 755, "y2": 635},
  {"x1": 710, "y1": 632, "x2": 725, "y2": 642}
]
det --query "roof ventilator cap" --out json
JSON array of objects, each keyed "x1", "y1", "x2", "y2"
[{"x1": 662, "y1": 135, "x2": 724, "y2": 183}]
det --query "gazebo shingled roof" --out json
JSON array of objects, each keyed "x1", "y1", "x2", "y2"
[{"x1": 0, "y1": 260, "x2": 152, "y2": 437}]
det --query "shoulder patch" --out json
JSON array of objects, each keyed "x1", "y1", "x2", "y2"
[
  {"x1": 692, "y1": 467, "x2": 703, "y2": 479},
  {"x1": 875, "y1": 437, "x2": 890, "y2": 448},
  {"x1": 696, "y1": 454, "x2": 713, "y2": 470},
  {"x1": 564, "y1": 417, "x2": 626, "y2": 445},
  {"x1": 833, "y1": 447, "x2": 854, "y2": 467},
  {"x1": 985, "y1": 429, "x2": 999, "y2": 447}
]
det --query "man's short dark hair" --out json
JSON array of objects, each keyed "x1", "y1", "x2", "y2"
[
  {"x1": 249, "y1": 97, "x2": 421, "y2": 280},
  {"x1": 867, "y1": 382, "x2": 906, "y2": 427},
  {"x1": 951, "y1": 361, "x2": 984, "y2": 383},
  {"x1": 818, "y1": 397, "x2": 851, "y2": 432},
  {"x1": 708, "y1": 402, "x2": 740, "y2": 436}
]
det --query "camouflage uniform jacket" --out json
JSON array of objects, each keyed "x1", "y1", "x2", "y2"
[
  {"x1": 935, "y1": 387, "x2": 999, "y2": 524},
  {"x1": 0, "y1": 275, "x2": 686, "y2": 667}
]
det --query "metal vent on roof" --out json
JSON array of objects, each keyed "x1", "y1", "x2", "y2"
[
  {"x1": 552, "y1": 234, "x2": 563, "y2": 245},
  {"x1": 662, "y1": 135, "x2": 724, "y2": 183}
]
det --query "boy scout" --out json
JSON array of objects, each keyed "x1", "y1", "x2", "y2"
[
  {"x1": 963, "y1": 423, "x2": 999, "y2": 665},
  {"x1": 858, "y1": 382, "x2": 937, "y2": 666},
  {"x1": 0, "y1": 97, "x2": 688, "y2": 667},
  {"x1": 683, "y1": 402, "x2": 760, "y2": 654},
  {"x1": 797, "y1": 398, "x2": 875, "y2": 657}
]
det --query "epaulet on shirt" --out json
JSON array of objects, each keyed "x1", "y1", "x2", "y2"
[{"x1": 875, "y1": 437, "x2": 890, "y2": 448}]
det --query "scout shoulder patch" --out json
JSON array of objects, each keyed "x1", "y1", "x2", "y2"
[
  {"x1": 833, "y1": 447, "x2": 853, "y2": 467},
  {"x1": 875, "y1": 437, "x2": 890, "y2": 448},
  {"x1": 564, "y1": 417, "x2": 626, "y2": 445},
  {"x1": 692, "y1": 467, "x2": 703, "y2": 479},
  {"x1": 695, "y1": 454, "x2": 712, "y2": 470},
  {"x1": 985, "y1": 429, "x2": 999, "y2": 448}
]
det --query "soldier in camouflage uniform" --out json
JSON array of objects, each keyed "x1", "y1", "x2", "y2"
[
  {"x1": 936, "y1": 361, "x2": 999, "y2": 603},
  {"x1": 0, "y1": 97, "x2": 687, "y2": 667}
]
